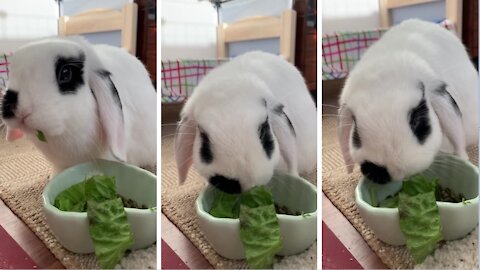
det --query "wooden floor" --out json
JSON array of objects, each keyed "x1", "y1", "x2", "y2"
[{"x1": 0, "y1": 199, "x2": 63, "y2": 269}]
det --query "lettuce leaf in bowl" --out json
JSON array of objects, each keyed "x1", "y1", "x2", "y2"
[
  {"x1": 398, "y1": 175, "x2": 443, "y2": 263},
  {"x1": 53, "y1": 175, "x2": 134, "y2": 269},
  {"x1": 239, "y1": 203, "x2": 282, "y2": 269},
  {"x1": 209, "y1": 186, "x2": 283, "y2": 269},
  {"x1": 209, "y1": 189, "x2": 240, "y2": 218},
  {"x1": 85, "y1": 175, "x2": 117, "y2": 203},
  {"x1": 401, "y1": 175, "x2": 438, "y2": 196},
  {"x1": 398, "y1": 190, "x2": 442, "y2": 263},
  {"x1": 54, "y1": 181, "x2": 86, "y2": 212},
  {"x1": 87, "y1": 198, "x2": 134, "y2": 269},
  {"x1": 374, "y1": 175, "x2": 443, "y2": 264}
]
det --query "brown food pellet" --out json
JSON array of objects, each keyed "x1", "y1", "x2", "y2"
[
  {"x1": 274, "y1": 203, "x2": 302, "y2": 216},
  {"x1": 438, "y1": 186, "x2": 465, "y2": 203},
  {"x1": 119, "y1": 195, "x2": 149, "y2": 209}
]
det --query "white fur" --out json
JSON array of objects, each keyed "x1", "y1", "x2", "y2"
[
  {"x1": 339, "y1": 19, "x2": 478, "y2": 180},
  {"x1": 3, "y1": 37, "x2": 156, "y2": 173},
  {"x1": 175, "y1": 51, "x2": 317, "y2": 191}
]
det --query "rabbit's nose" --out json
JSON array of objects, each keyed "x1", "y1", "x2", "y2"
[
  {"x1": 1, "y1": 89, "x2": 18, "y2": 119},
  {"x1": 209, "y1": 175, "x2": 241, "y2": 194},
  {"x1": 361, "y1": 161, "x2": 391, "y2": 184}
]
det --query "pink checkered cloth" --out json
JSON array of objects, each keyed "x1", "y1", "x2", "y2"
[
  {"x1": 0, "y1": 53, "x2": 11, "y2": 93},
  {"x1": 0, "y1": 53, "x2": 9, "y2": 127},
  {"x1": 161, "y1": 59, "x2": 229, "y2": 103},
  {"x1": 322, "y1": 19, "x2": 456, "y2": 80}
]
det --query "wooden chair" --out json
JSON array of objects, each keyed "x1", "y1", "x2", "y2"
[
  {"x1": 58, "y1": 3, "x2": 138, "y2": 55},
  {"x1": 216, "y1": 9, "x2": 297, "y2": 63},
  {"x1": 379, "y1": 0, "x2": 463, "y2": 38}
]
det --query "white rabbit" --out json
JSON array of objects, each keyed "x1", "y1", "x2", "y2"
[
  {"x1": 1, "y1": 37, "x2": 157, "y2": 174},
  {"x1": 174, "y1": 51, "x2": 317, "y2": 193},
  {"x1": 337, "y1": 19, "x2": 478, "y2": 184}
]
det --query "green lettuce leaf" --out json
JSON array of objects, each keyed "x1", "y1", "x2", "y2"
[
  {"x1": 239, "y1": 204, "x2": 282, "y2": 269},
  {"x1": 85, "y1": 175, "x2": 117, "y2": 203},
  {"x1": 53, "y1": 181, "x2": 87, "y2": 212},
  {"x1": 36, "y1": 130, "x2": 47, "y2": 142},
  {"x1": 53, "y1": 175, "x2": 134, "y2": 269},
  {"x1": 401, "y1": 175, "x2": 438, "y2": 196},
  {"x1": 208, "y1": 186, "x2": 283, "y2": 268},
  {"x1": 398, "y1": 179, "x2": 442, "y2": 264},
  {"x1": 209, "y1": 190, "x2": 240, "y2": 218},
  {"x1": 240, "y1": 186, "x2": 274, "y2": 208},
  {"x1": 87, "y1": 198, "x2": 134, "y2": 269},
  {"x1": 378, "y1": 194, "x2": 399, "y2": 208},
  {"x1": 368, "y1": 186, "x2": 379, "y2": 207}
]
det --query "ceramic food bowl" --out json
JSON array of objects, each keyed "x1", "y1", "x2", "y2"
[
  {"x1": 356, "y1": 153, "x2": 479, "y2": 245},
  {"x1": 42, "y1": 159, "x2": 157, "y2": 253},
  {"x1": 196, "y1": 171, "x2": 317, "y2": 259}
]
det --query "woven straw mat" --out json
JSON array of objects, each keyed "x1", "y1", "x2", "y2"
[
  {"x1": 161, "y1": 133, "x2": 317, "y2": 269},
  {"x1": 322, "y1": 115, "x2": 478, "y2": 269},
  {"x1": 0, "y1": 128, "x2": 156, "y2": 269}
]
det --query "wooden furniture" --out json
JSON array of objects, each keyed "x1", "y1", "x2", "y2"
[
  {"x1": 462, "y1": 0, "x2": 478, "y2": 61},
  {"x1": 135, "y1": 0, "x2": 157, "y2": 85},
  {"x1": 58, "y1": 3, "x2": 138, "y2": 55},
  {"x1": 379, "y1": 0, "x2": 463, "y2": 38},
  {"x1": 294, "y1": 0, "x2": 316, "y2": 93},
  {"x1": 216, "y1": 10, "x2": 297, "y2": 63}
]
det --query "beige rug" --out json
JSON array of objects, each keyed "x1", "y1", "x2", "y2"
[
  {"x1": 161, "y1": 134, "x2": 317, "y2": 269},
  {"x1": 322, "y1": 115, "x2": 478, "y2": 269},
  {"x1": 0, "y1": 128, "x2": 156, "y2": 269}
]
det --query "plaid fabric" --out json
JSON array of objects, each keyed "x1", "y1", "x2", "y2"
[
  {"x1": 0, "y1": 53, "x2": 11, "y2": 93},
  {"x1": 0, "y1": 53, "x2": 11, "y2": 128},
  {"x1": 322, "y1": 19, "x2": 456, "y2": 80},
  {"x1": 161, "y1": 59, "x2": 229, "y2": 103}
]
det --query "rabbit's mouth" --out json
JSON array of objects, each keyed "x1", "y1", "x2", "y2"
[{"x1": 19, "y1": 113, "x2": 31, "y2": 125}]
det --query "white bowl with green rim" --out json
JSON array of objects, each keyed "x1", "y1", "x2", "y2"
[
  {"x1": 355, "y1": 153, "x2": 479, "y2": 245},
  {"x1": 42, "y1": 159, "x2": 157, "y2": 254},
  {"x1": 196, "y1": 171, "x2": 317, "y2": 259}
]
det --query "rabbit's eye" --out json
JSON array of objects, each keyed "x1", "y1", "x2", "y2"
[
  {"x1": 59, "y1": 66, "x2": 73, "y2": 83},
  {"x1": 55, "y1": 54, "x2": 85, "y2": 94}
]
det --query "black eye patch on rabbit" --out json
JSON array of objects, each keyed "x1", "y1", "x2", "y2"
[
  {"x1": 352, "y1": 116, "x2": 361, "y2": 148},
  {"x1": 200, "y1": 130, "x2": 213, "y2": 164},
  {"x1": 258, "y1": 117, "x2": 274, "y2": 158},
  {"x1": 1, "y1": 90, "x2": 18, "y2": 119},
  {"x1": 55, "y1": 53, "x2": 85, "y2": 94},
  {"x1": 408, "y1": 94, "x2": 431, "y2": 144}
]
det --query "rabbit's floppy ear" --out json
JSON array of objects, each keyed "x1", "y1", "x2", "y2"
[
  {"x1": 6, "y1": 126, "x2": 23, "y2": 141},
  {"x1": 429, "y1": 82, "x2": 467, "y2": 158},
  {"x1": 337, "y1": 104, "x2": 355, "y2": 173},
  {"x1": 174, "y1": 116, "x2": 197, "y2": 184},
  {"x1": 269, "y1": 103, "x2": 298, "y2": 175},
  {"x1": 88, "y1": 70, "x2": 126, "y2": 162}
]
